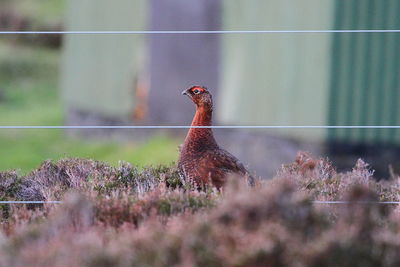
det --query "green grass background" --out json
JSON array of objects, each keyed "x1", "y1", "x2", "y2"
[{"x1": 0, "y1": 1, "x2": 179, "y2": 173}]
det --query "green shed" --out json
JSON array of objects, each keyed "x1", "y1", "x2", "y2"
[
  {"x1": 60, "y1": 0, "x2": 400, "y2": 176},
  {"x1": 61, "y1": 0, "x2": 146, "y2": 122},
  {"x1": 218, "y1": 0, "x2": 400, "y2": 145},
  {"x1": 328, "y1": 0, "x2": 400, "y2": 144}
]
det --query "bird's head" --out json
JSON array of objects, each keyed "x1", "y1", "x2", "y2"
[{"x1": 182, "y1": 85, "x2": 213, "y2": 109}]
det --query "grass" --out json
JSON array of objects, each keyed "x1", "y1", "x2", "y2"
[
  {"x1": 0, "y1": 131, "x2": 179, "y2": 173},
  {"x1": 0, "y1": 35, "x2": 178, "y2": 173},
  {"x1": 0, "y1": 43, "x2": 61, "y2": 125},
  {"x1": 2, "y1": 0, "x2": 65, "y2": 25}
]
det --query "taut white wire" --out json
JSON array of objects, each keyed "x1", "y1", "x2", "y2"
[
  {"x1": 0, "y1": 201, "x2": 62, "y2": 204},
  {"x1": 1, "y1": 30, "x2": 400, "y2": 35},
  {"x1": 1, "y1": 200, "x2": 399, "y2": 204},
  {"x1": 312, "y1": 201, "x2": 400, "y2": 205},
  {"x1": 0, "y1": 126, "x2": 399, "y2": 129}
]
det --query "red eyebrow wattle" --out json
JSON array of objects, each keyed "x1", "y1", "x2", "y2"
[{"x1": 191, "y1": 87, "x2": 204, "y2": 92}]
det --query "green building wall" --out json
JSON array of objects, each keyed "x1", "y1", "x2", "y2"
[
  {"x1": 61, "y1": 0, "x2": 146, "y2": 119},
  {"x1": 218, "y1": 0, "x2": 334, "y2": 142},
  {"x1": 218, "y1": 0, "x2": 400, "y2": 145},
  {"x1": 60, "y1": 0, "x2": 400, "y2": 146},
  {"x1": 328, "y1": 0, "x2": 400, "y2": 144}
]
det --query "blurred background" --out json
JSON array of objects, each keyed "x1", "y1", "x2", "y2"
[{"x1": 0, "y1": 0, "x2": 399, "y2": 178}]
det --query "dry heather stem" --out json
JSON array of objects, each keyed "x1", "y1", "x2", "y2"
[{"x1": 0, "y1": 154, "x2": 399, "y2": 266}]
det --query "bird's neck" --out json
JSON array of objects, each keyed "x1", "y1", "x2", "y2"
[
  {"x1": 191, "y1": 106, "x2": 212, "y2": 126},
  {"x1": 184, "y1": 106, "x2": 218, "y2": 149}
]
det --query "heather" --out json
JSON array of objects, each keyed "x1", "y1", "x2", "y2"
[{"x1": 0, "y1": 152, "x2": 399, "y2": 266}]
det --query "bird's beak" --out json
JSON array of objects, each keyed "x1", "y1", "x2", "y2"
[{"x1": 182, "y1": 88, "x2": 194, "y2": 101}]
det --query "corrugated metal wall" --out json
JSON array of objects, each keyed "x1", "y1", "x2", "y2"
[{"x1": 328, "y1": 0, "x2": 400, "y2": 144}]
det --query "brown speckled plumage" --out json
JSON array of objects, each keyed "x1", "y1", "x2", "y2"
[{"x1": 178, "y1": 85, "x2": 254, "y2": 188}]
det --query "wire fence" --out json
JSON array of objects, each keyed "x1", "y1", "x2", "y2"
[
  {"x1": 0, "y1": 126, "x2": 399, "y2": 129},
  {"x1": 0, "y1": 201, "x2": 62, "y2": 204},
  {"x1": 1, "y1": 29, "x2": 400, "y2": 35},
  {"x1": 1, "y1": 124, "x2": 398, "y2": 205},
  {"x1": 1, "y1": 200, "x2": 399, "y2": 205},
  {"x1": 312, "y1": 201, "x2": 400, "y2": 205},
  {"x1": 1, "y1": 28, "x2": 398, "y2": 132},
  {"x1": 1, "y1": 29, "x2": 399, "y2": 205}
]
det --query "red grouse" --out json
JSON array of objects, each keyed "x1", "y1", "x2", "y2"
[{"x1": 178, "y1": 85, "x2": 254, "y2": 188}]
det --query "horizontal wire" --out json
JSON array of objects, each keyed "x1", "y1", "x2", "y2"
[
  {"x1": 0, "y1": 201, "x2": 62, "y2": 204},
  {"x1": 0, "y1": 126, "x2": 399, "y2": 129},
  {"x1": 1, "y1": 30, "x2": 400, "y2": 35},
  {"x1": 312, "y1": 201, "x2": 400, "y2": 205},
  {"x1": 1, "y1": 200, "x2": 399, "y2": 204}
]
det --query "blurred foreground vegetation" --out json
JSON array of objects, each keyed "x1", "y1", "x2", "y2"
[
  {"x1": 0, "y1": 153, "x2": 399, "y2": 266},
  {"x1": 0, "y1": 0, "x2": 179, "y2": 172}
]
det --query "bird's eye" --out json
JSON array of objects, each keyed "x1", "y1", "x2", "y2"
[{"x1": 193, "y1": 89, "x2": 201, "y2": 94}]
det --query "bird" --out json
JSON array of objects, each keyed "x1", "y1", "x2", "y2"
[{"x1": 178, "y1": 85, "x2": 254, "y2": 189}]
